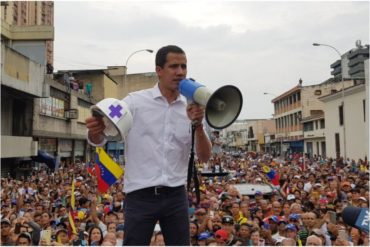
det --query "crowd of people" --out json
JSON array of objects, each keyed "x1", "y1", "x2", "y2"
[{"x1": 0, "y1": 150, "x2": 368, "y2": 246}]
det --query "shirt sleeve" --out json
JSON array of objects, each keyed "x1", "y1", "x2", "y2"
[{"x1": 86, "y1": 130, "x2": 107, "y2": 147}]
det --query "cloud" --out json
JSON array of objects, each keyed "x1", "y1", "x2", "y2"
[{"x1": 54, "y1": 1, "x2": 369, "y2": 119}]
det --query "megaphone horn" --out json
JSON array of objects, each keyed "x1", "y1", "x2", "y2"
[{"x1": 179, "y1": 79, "x2": 243, "y2": 129}]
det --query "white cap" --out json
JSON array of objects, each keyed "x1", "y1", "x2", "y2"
[
  {"x1": 91, "y1": 98, "x2": 133, "y2": 142},
  {"x1": 287, "y1": 194, "x2": 295, "y2": 200}
]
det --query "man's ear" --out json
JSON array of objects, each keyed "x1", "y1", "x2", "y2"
[{"x1": 155, "y1": 66, "x2": 162, "y2": 75}]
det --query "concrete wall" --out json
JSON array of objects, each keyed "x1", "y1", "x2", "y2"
[
  {"x1": 301, "y1": 80, "x2": 354, "y2": 118},
  {"x1": 322, "y1": 84, "x2": 366, "y2": 160},
  {"x1": 118, "y1": 72, "x2": 157, "y2": 99},
  {"x1": 1, "y1": 45, "x2": 45, "y2": 97},
  {"x1": 103, "y1": 74, "x2": 118, "y2": 99},
  {"x1": 1, "y1": 92, "x2": 13, "y2": 135},
  {"x1": 12, "y1": 40, "x2": 47, "y2": 65}
]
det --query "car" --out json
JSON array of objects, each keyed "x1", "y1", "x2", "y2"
[{"x1": 233, "y1": 183, "x2": 273, "y2": 197}]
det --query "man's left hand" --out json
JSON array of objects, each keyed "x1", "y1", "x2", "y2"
[{"x1": 186, "y1": 103, "x2": 205, "y2": 124}]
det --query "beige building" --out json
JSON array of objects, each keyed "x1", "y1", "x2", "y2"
[
  {"x1": 222, "y1": 119, "x2": 275, "y2": 152},
  {"x1": 1, "y1": 1, "x2": 54, "y2": 64},
  {"x1": 1, "y1": 1, "x2": 54, "y2": 176},
  {"x1": 271, "y1": 78, "x2": 354, "y2": 157},
  {"x1": 106, "y1": 65, "x2": 158, "y2": 99},
  {"x1": 320, "y1": 59, "x2": 368, "y2": 161}
]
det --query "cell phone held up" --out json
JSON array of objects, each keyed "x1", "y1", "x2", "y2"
[{"x1": 328, "y1": 211, "x2": 337, "y2": 224}]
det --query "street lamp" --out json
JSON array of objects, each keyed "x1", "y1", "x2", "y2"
[
  {"x1": 263, "y1": 92, "x2": 282, "y2": 157},
  {"x1": 263, "y1": 92, "x2": 277, "y2": 97},
  {"x1": 313, "y1": 42, "x2": 346, "y2": 161},
  {"x1": 124, "y1": 49, "x2": 153, "y2": 89}
]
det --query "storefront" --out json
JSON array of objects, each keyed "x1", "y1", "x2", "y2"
[
  {"x1": 39, "y1": 138, "x2": 57, "y2": 155},
  {"x1": 74, "y1": 140, "x2": 85, "y2": 162},
  {"x1": 59, "y1": 139, "x2": 73, "y2": 164},
  {"x1": 107, "y1": 142, "x2": 125, "y2": 164}
]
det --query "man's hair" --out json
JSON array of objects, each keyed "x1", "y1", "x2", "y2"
[
  {"x1": 155, "y1": 45, "x2": 185, "y2": 68},
  {"x1": 281, "y1": 238, "x2": 296, "y2": 246}
]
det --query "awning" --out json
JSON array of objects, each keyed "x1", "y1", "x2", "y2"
[{"x1": 32, "y1": 150, "x2": 56, "y2": 169}]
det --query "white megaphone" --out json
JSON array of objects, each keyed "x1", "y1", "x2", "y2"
[
  {"x1": 179, "y1": 79, "x2": 243, "y2": 129},
  {"x1": 90, "y1": 98, "x2": 133, "y2": 142}
]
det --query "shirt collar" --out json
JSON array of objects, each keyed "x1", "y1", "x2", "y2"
[{"x1": 151, "y1": 83, "x2": 187, "y2": 104}]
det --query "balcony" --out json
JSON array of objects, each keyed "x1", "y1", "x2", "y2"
[
  {"x1": 1, "y1": 44, "x2": 48, "y2": 97},
  {"x1": 1, "y1": 136, "x2": 38, "y2": 158},
  {"x1": 1, "y1": 21, "x2": 54, "y2": 40}
]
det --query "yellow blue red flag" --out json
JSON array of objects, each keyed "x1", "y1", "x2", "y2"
[{"x1": 95, "y1": 147, "x2": 124, "y2": 193}]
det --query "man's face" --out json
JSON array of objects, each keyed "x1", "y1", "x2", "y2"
[
  {"x1": 286, "y1": 229, "x2": 296, "y2": 239},
  {"x1": 306, "y1": 213, "x2": 316, "y2": 228},
  {"x1": 231, "y1": 203, "x2": 239, "y2": 215},
  {"x1": 1, "y1": 223, "x2": 11, "y2": 236},
  {"x1": 41, "y1": 213, "x2": 50, "y2": 225},
  {"x1": 17, "y1": 236, "x2": 30, "y2": 246},
  {"x1": 222, "y1": 222, "x2": 234, "y2": 234},
  {"x1": 156, "y1": 52, "x2": 187, "y2": 93},
  {"x1": 272, "y1": 202, "x2": 281, "y2": 215},
  {"x1": 239, "y1": 225, "x2": 250, "y2": 238}
]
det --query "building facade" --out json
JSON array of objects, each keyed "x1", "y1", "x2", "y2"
[
  {"x1": 1, "y1": 1, "x2": 54, "y2": 177},
  {"x1": 222, "y1": 119, "x2": 275, "y2": 153},
  {"x1": 320, "y1": 83, "x2": 367, "y2": 161},
  {"x1": 1, "y1": 1, "x2": 54, "y2": 65},
  {"x1": 330, "y1": 43, "x2": 369, "y2": 80},
  {"x1": 271, "y1": 79, "x2": 354, "y2": 157}
]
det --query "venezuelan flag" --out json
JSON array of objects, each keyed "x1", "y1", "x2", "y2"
[
  {"x1": 95, "y1": 147, "x2": 124, "y2": 193},
  {"x1": 71, "y1": 177, "x2": 75, "y2": 210},
  {"x1": 262, "y1": 164, "x2": 280, "y2": 186},
  {"x1": 68, "y1": 210, "x2": 77, "y2": 234}
]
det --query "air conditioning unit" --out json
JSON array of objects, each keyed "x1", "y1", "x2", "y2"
[{"x1": 64, "y1": 109, "x2": 78, "y2": 119}]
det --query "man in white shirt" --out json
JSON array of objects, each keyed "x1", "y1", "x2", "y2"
[{"x1": 86, "y1": 45, "x2": 212, "y2": 245}]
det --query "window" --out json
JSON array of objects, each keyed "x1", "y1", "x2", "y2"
[
  {"x1": 304, "y1": 122, "x2": 314, "y2": 131},
  {"x1": 40, "y1": 88, "x2": 68, "y2": 118},
  {"x1": 315, "y1": 120, "x2": 318, "y2": 130},
  {"x1": 314, "y1": 90, "x2": 322, "y2": 96},
  {"x1": 339, "y1": 105, "x2": 343, "y2": 126},
  {"x1": 335, "y1": 133, "x2": 340, "y2": 158},
  {"x1": 363, "y1": 99, "x2": 366, "y2": 122},
  {"x1": 320, "y1": 119, "x2": 325, "y2": 129}
]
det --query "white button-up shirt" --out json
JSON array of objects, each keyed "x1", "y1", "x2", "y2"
[{"x1": 122, "y1": 84, "x2": 192, "y2": 193}]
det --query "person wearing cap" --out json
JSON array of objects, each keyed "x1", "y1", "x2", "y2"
[
  {"x1": 86, "y1": 45, "x2": 212, "y2": 246},
  {"x1": 198, "y1": 231, "x2": 211, "y2": 246},
  {"x1": 287, "y1": 194, "x2": 296, "y2": 204},
  {"x1": 304, "y1": 173, "x2": 316, "y2": 193},
  {"x1": 273, "y1": 217, "x2": 287, "y2": 243},
  {"x1": 285, "y1": 223, "x2": 298, "y2": 241},
  {"x1": 214, "y1": 229, "x2": 229, "y2": 246},
  {"x1": 254, "y1": 191, "x2": 263, "y2": 202},
  {"x1": 221, "y1": 215, "x2": 240, "y2": 245},
  {"x1": 1, "y1": 218, "x2": 14, "y2": 246}
]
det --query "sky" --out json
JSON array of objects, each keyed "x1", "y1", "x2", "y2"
[{"x1": 54, "y1": 0, "x2": 369, "y2": 120}]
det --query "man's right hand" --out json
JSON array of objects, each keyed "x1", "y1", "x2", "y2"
[{"x1": 85, "y1": 116, "x2": 105, "y2": 144}]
